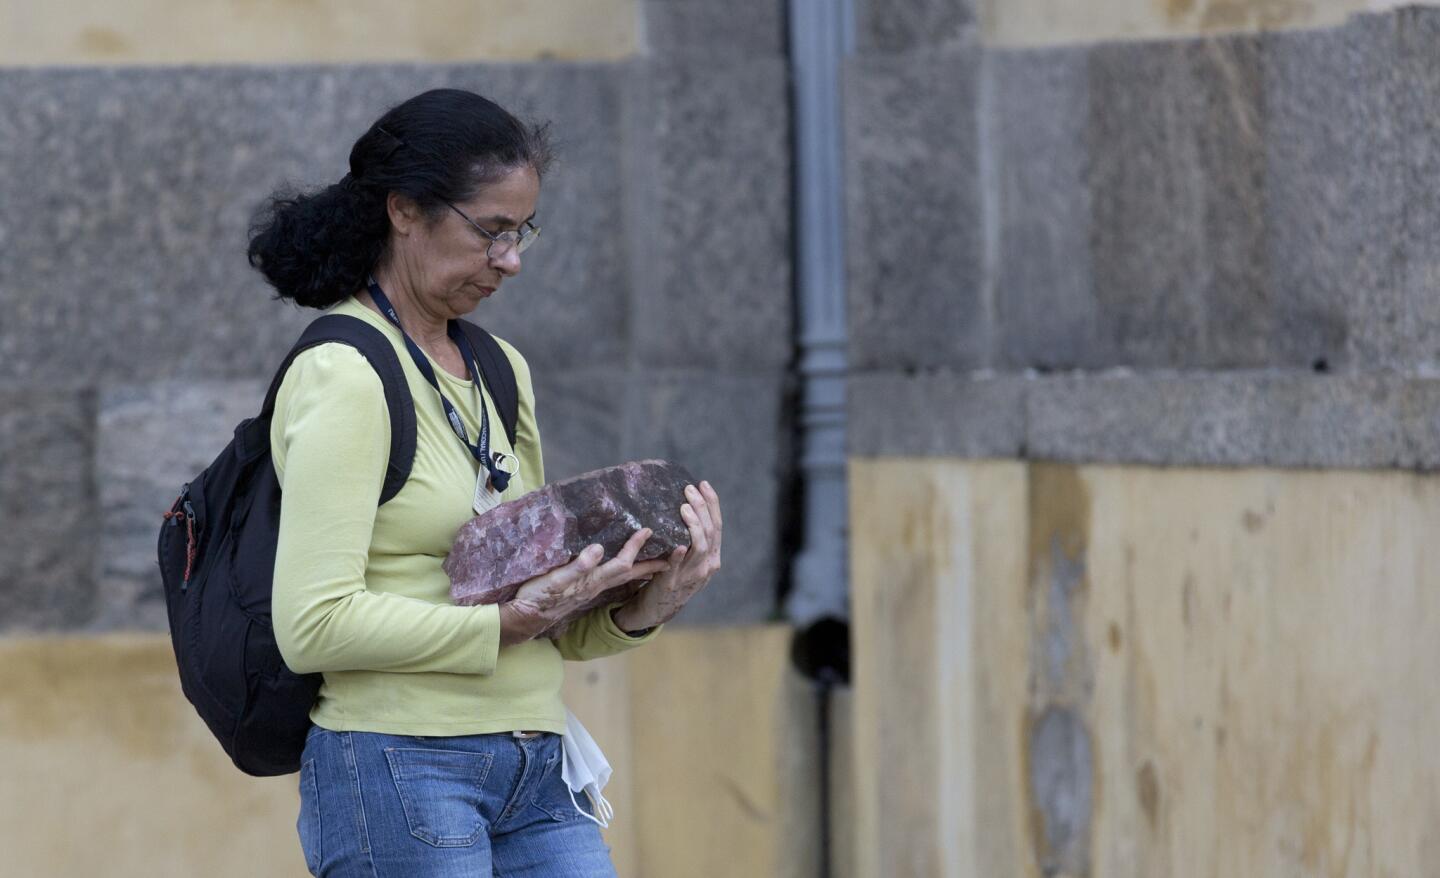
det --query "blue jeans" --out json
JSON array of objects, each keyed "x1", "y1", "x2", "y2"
[{"x1": 297, "y1": 726, "x2": 617, "y2": 877}]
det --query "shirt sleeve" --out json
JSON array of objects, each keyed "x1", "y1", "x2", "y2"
[
  {"x1": 269, "y1": 343, "x2": 501, "y2": 676},
  {"x1": 552, "y1": 602, "x2": 664, "y2": 661}
]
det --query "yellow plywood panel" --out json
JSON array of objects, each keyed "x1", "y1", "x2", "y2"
[
  {"x1": 852, "y1": 458, "x2": 1440, "y2": 877},
  {"x1": 849, "y1": 458, "x2": 1030, "y2": 878},
  {"x1": 561, "y1": 651, "x2": 639, "y2": 877},
  {"x1": 1079, "y1": 465, "x2": 1440, "y2": 878},
  {"x1": 628, "y1": 624, "x2": 820, "y2": 878},
  {"x1": 0, "y1": 634, "x2": 308, "y2": 877},
  {"x1": 979, "y1": 0, "x2": 1368, "y2": 46},
  {"x1": 0, "y1": 625, "x2": 815, "y2": 878},
  {"x1": 0, "y1": 0, "x2": 637, "y2": 65}
]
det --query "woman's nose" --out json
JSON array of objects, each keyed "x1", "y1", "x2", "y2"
[{"x1": 491, "y1": 247, "x2": 522, "y2": 276}]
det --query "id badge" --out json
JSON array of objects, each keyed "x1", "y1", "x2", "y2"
[{"x1": 473, "y1": 452, "x2": 522, "y2": 515}]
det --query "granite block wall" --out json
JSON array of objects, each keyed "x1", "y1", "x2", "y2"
[
  {"x1": 0, "y1": 0, "x2": 793, "y2": 633},
  {"x1": 849, "y1": 6, "x2": 1440, "y2": 471}
]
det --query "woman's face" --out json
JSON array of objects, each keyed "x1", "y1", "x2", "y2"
[{"x1": 390, "y1": 163, "x2": 541, "y2": 319}]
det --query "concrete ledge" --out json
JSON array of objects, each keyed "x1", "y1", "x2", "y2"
[
  {"x1": 851, "y1": 370, "x2": 1440, "y2": 470},
  {"x1": 850, "y1": 371, "x2": 1026, "y2": 458}
]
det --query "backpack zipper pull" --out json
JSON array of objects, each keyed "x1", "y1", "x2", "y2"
[
  {"x1": 181, "y1": 498, "x2": 197, "y2": 592},
  {"x1": 167, "y1": 483, "x2": 191, "y2": 528}
]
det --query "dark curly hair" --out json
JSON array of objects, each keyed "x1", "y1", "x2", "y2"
[{"x1": 248, "y1": 88, "x2": 555, "y2": 309}]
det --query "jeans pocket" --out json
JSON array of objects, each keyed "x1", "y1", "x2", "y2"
[
  {"x1": 384, "y1": 747, "x2": 494, "y2": 847},
  {"x1": 531, "y1": 748, "x2": 578, "y2": 823},
  {"x1": 297, "y1": 758, "x2": 323, "y2": 875}
]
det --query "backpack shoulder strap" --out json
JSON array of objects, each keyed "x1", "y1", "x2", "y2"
[
  {"x1": 258, "y1": 314, "x2": 417, "y2": 505},
  {"x1": 457, "y1": 320, "x2": 519, "y2": 448}
]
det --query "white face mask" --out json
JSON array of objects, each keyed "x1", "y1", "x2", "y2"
[{"x1": 560, "y1": 709, "x2": 615, "y2": 827}]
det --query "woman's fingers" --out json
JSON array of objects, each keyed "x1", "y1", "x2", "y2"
[
  {"x1": 616, "y1": 528, "x2": 652, "y2": 564},
  {"x1": 628, "y1": 559, "x2": 671, "y2": 581},
  {"x1": 588, "y1": 529, "x2": 672, "y2": 594},
  {"x1": 700, "y1": 481, "x2": 723, "y2": 555},
  {"x1": 595, "y1": 529, "x2": 650, "y2": 578},
  {"x1": 681, "y1": 503, "x2": 710, "y2": 556},
  {"x1": 685, "y1": 485, "x2": 715, "y2": 534},
  {"x1": 700, "y1": 481, "x2": 723, "y2": 531}
]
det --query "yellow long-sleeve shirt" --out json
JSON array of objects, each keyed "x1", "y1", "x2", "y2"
[{"x1": 270, "y1": 295, "x2": 658, "y2": 736}]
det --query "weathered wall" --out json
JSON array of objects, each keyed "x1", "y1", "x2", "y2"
[
  {"x1": 0, "y1": 0, "x2": 791, "y2": 633},
  {"x1": 0, "y1": 2, "x2": 804, "y2": 876},
  {"x1": 850, "y1": 6, "x2": 1440, "y2": 460},
  {"x1": 845, "y1": 2, "x2": 1440, "y2": 875},
  {"x1": 840, "y1": 1, "x2": 1440, "y2": 875}
]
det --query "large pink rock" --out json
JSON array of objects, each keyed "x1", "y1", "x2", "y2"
[{"x1": 444, "y1": 460, "x2": 696, "y2": 625}]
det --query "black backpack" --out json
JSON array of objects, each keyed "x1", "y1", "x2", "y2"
[{"x1": 158, "y1": 313, "x2": 518, "y2": 776}]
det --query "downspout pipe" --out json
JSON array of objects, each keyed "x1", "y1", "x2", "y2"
[
  {"x1": 785, "y1": 0, "x2": 853, "y2": 637},
  {"x1": 785, "y1": 6, "x2": 853, "y2": 874}
]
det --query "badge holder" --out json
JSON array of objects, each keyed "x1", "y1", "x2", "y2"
[{"x1": 473, "y1": 451, "x2": 521, "y2": 515}]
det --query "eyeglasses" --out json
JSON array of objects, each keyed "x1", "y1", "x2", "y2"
[{"x1": 442, "y1": 200, "x2": 541, "y2": 260}]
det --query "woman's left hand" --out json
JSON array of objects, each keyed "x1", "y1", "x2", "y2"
[{"x1": 611, "y1": 481, "x2": 723, "y2": 633}]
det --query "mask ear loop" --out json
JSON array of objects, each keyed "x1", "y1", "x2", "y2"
[{"x1": 568, "y1": 783, "x2": 613, "y2": 828}]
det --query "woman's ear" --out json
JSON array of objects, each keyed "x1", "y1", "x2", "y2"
[{"x1": 386, "y1": 191, "x2": 423, "y2": 237}]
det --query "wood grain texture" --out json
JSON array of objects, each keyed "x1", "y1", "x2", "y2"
[
  {"x1": 849, "y1": 459, "x2": 1030, "y2": 877},
  {"x1": 0, "y1": 634, "x2": 310, "y2": 877},
  {"x1": 851, "y1": 458, "x2": 1440, "y2": 877},
  {"x1": 563, "y1": 625, "x2": 822, "y2": 877}
]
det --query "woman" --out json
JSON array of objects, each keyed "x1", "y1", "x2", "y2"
[{"x1": 248, "y1": 88, "x2": 723, "y2": 877}]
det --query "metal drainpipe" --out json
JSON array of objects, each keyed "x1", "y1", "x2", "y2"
[
  {"x1": 786, "y1": 2, "x2": 853, "y2": 875},
  {"x1": 786, "y1": 0, "x2": 853, "y2": 632}
]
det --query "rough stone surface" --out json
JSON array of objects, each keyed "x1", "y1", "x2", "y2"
[
  {"x1": 0, "y1": 67, "x2": 309, "y2": 383},
  {"x1": 1025, "y1": 373, "x2": 1440, "y2": 469},
  {"x1": 641, "y1": 0, "x2": 786, "y2": 57},
  {"x1": 445, "y1": 460, "x2": 696, "y2": 620},
  {"x1": 854, "y1": 0, "x2": 977, "y2": 52},
  {"x1": 849, "y1": 369, "x2": 1440, "y2": 470},
  {"x1": 845, "y1": 49, "x2": 985, "y2": 371},
  {"x1": 1085, "y1": 34, "x2": 1272, "y2": 369},
  {"x1": 1025, "y1": 373, "x2": 1274, "y2": 466},
  {"x1": 0, "y1": 388, "x2": 97, "y2": 632},
  {"x1": 449, "y1": 63, "x2": 633, "y2": 372},
  {"x1": 0, "y1": 64, "x2": 631, "y2": 384},
  {"x1": 91, "y1": 381, "x2": 266, "y2": 631},
  {"x1": 988, "y1": 47, "x2": 1102, "y2": 370},
  {"x1": 0, "y1": 60, "x2": 796, "y2": 635},
  {"x1": 1397, "y1": 7, "x2": 1440, "y2": 372},
  {"x1": 1264, "y1": 15, "x2": 1404, "y2": 373},
  {"x1": 530, "y1": 368, "x2": 628, "y2": 483},
  {"x1": 628, "y1": 57, "x2": 793, "y2": 371},
  {"x1": 848, "y1": 371, "x2": 1026, "y2": 458},
  {"x1": 622, "y1": 371, "x2": 788, "y2": 624}
]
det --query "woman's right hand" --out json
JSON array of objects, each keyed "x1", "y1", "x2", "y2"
[{"x1": 497, "y1": 528, "x2": 670, "y2": 647}]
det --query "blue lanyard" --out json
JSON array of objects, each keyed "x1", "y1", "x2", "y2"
[{"x1": 366, "y1": 277, "x2": 511, "y2": 494}]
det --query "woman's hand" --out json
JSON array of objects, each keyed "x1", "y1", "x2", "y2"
[
  {"x1": 612, "y1": 481, "x2": 723, "y2": 633},
  {"x1": 498, "y1": 527, "x2": 670, "y2": 647}
]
